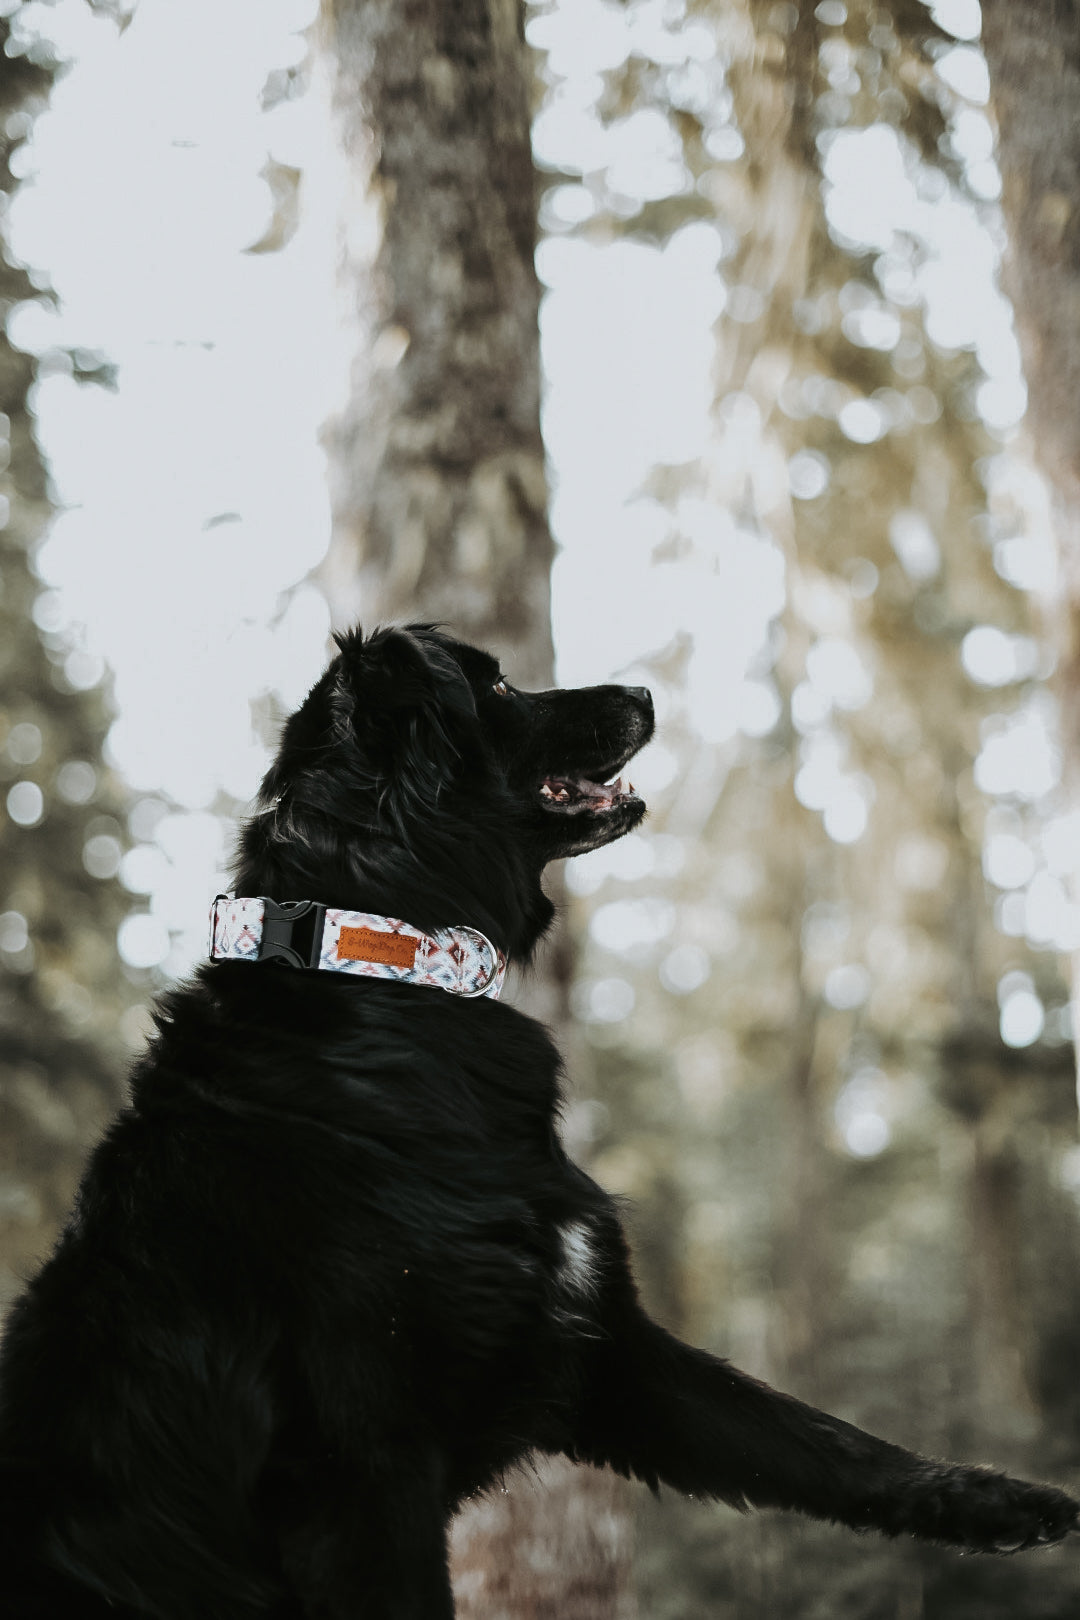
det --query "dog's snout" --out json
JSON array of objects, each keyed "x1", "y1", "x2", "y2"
[{"x1": 626, "y1": 685, "x2": 653, "y2": 712}]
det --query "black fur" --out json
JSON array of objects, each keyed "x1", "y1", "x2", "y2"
[{"x1": 0, "y1": 623, "x2": 1075, "y2": 1619}]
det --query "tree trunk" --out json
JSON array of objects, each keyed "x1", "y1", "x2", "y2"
[
  {"x1": 981, "y1": 0, "x2": 1080, "y2": 509},
  {"x1": 0, "y1": 25, "x2": 133, "y2": 1316},
  {"x1": 318, "y1": 0, "x2": 553, "y2": 684},
  {"x1": 317, "y1": 2, "x2": 630, "y2": 1612},
  {"x1": 981, "y1": 0, "x2": 1080, "y2": 1053}
]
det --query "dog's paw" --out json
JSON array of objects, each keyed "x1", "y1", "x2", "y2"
[{"x1": 933, "y1": 1469, "x2": 1080, "y2": 1555}]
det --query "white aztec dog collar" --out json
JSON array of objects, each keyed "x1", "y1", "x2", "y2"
[{"x1": 208, "y1": 896, "x2": 507, "y2": 1001}]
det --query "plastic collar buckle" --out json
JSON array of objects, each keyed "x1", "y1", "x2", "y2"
[{"x1": 257, "y1": 897, "x2": 327, "y2": 969}]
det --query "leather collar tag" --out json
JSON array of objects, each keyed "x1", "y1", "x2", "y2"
[{"x1": 338, "y1": 926, "x2": 419, "y2": 969}]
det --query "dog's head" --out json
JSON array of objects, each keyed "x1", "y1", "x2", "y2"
[{"x1": 234, "y1": 624, "x2": 654, "y2": 959}]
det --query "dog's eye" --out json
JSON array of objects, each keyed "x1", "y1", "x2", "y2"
[{"x1": 493, "y1": 678, "x2": 510, "y2": 697}]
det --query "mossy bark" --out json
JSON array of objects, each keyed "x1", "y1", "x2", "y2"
[{"x1": 320, "y1": 0, "x2": 554, "y2": 685}]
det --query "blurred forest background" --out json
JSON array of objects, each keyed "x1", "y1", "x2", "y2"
[{"x1": 3, "y1": 0, "x2": 1080, "y2": 1615}]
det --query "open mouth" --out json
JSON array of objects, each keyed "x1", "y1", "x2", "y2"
[{"x1": 538, "y1": 770, "x2": 641, "y2": 814}]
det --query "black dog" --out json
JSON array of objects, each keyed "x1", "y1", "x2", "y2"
[{"x1": 0, "y1": 623, "x2": 1076, "y2": 1619}]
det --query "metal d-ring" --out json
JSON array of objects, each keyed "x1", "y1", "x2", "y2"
[{"x1": 455, "y1": 927, "x2": 500, "y2": 998}]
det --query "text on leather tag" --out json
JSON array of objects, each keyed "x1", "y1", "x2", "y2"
[{"x1": 337, "y1": 927, "x2": 419, "y2": 969}]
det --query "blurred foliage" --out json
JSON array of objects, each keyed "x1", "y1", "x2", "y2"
[
  {"x1": 0, "y1": 15, "x2": 136, "y2": 1310},
  {"x1": 534, "y1": 0, "x2": 1080, "y2": 1611}
]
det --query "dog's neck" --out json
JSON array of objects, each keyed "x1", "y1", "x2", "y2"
[{"x1": 233, "y1": 810, "x2": 555, "y2": 965}]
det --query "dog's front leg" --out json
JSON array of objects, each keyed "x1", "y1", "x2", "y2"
[{"x1": 567, "y1": 1307, "x2": 1078, "y2": 1553}]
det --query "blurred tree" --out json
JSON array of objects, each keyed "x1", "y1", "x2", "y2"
[
  {"x1": 0, "y1": 25, "x2": 134, "y2": 1312},
  {"x1": 319, "y1": 0, "x2": 553, "y2": 683},
  {"x1": 317, "y1": 2, "x2": 632, "y2": 1615},
  {"x1": 980, "y1": 1, "x2": 1080, "y2": 888},
  {"x1": 535, "y1": 0, "x2": 1080, "y2": 1613}
]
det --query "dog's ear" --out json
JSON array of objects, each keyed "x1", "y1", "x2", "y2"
[{"x1": 332, "y1": 625, "x2": 479, "y2": 830}]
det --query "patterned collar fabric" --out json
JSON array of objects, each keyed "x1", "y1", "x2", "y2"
[{"x1": 208, "y1": 896, "x2": 507, "y2": 1001}]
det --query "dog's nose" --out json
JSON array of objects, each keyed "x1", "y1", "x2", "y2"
[{"x1": 626, "y1": 685, "x2": 653, "y2": 711}]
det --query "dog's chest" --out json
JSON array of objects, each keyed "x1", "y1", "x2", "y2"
[{"x1": 555, "y1": 1218, "x2": 601, "y2": 1301}]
